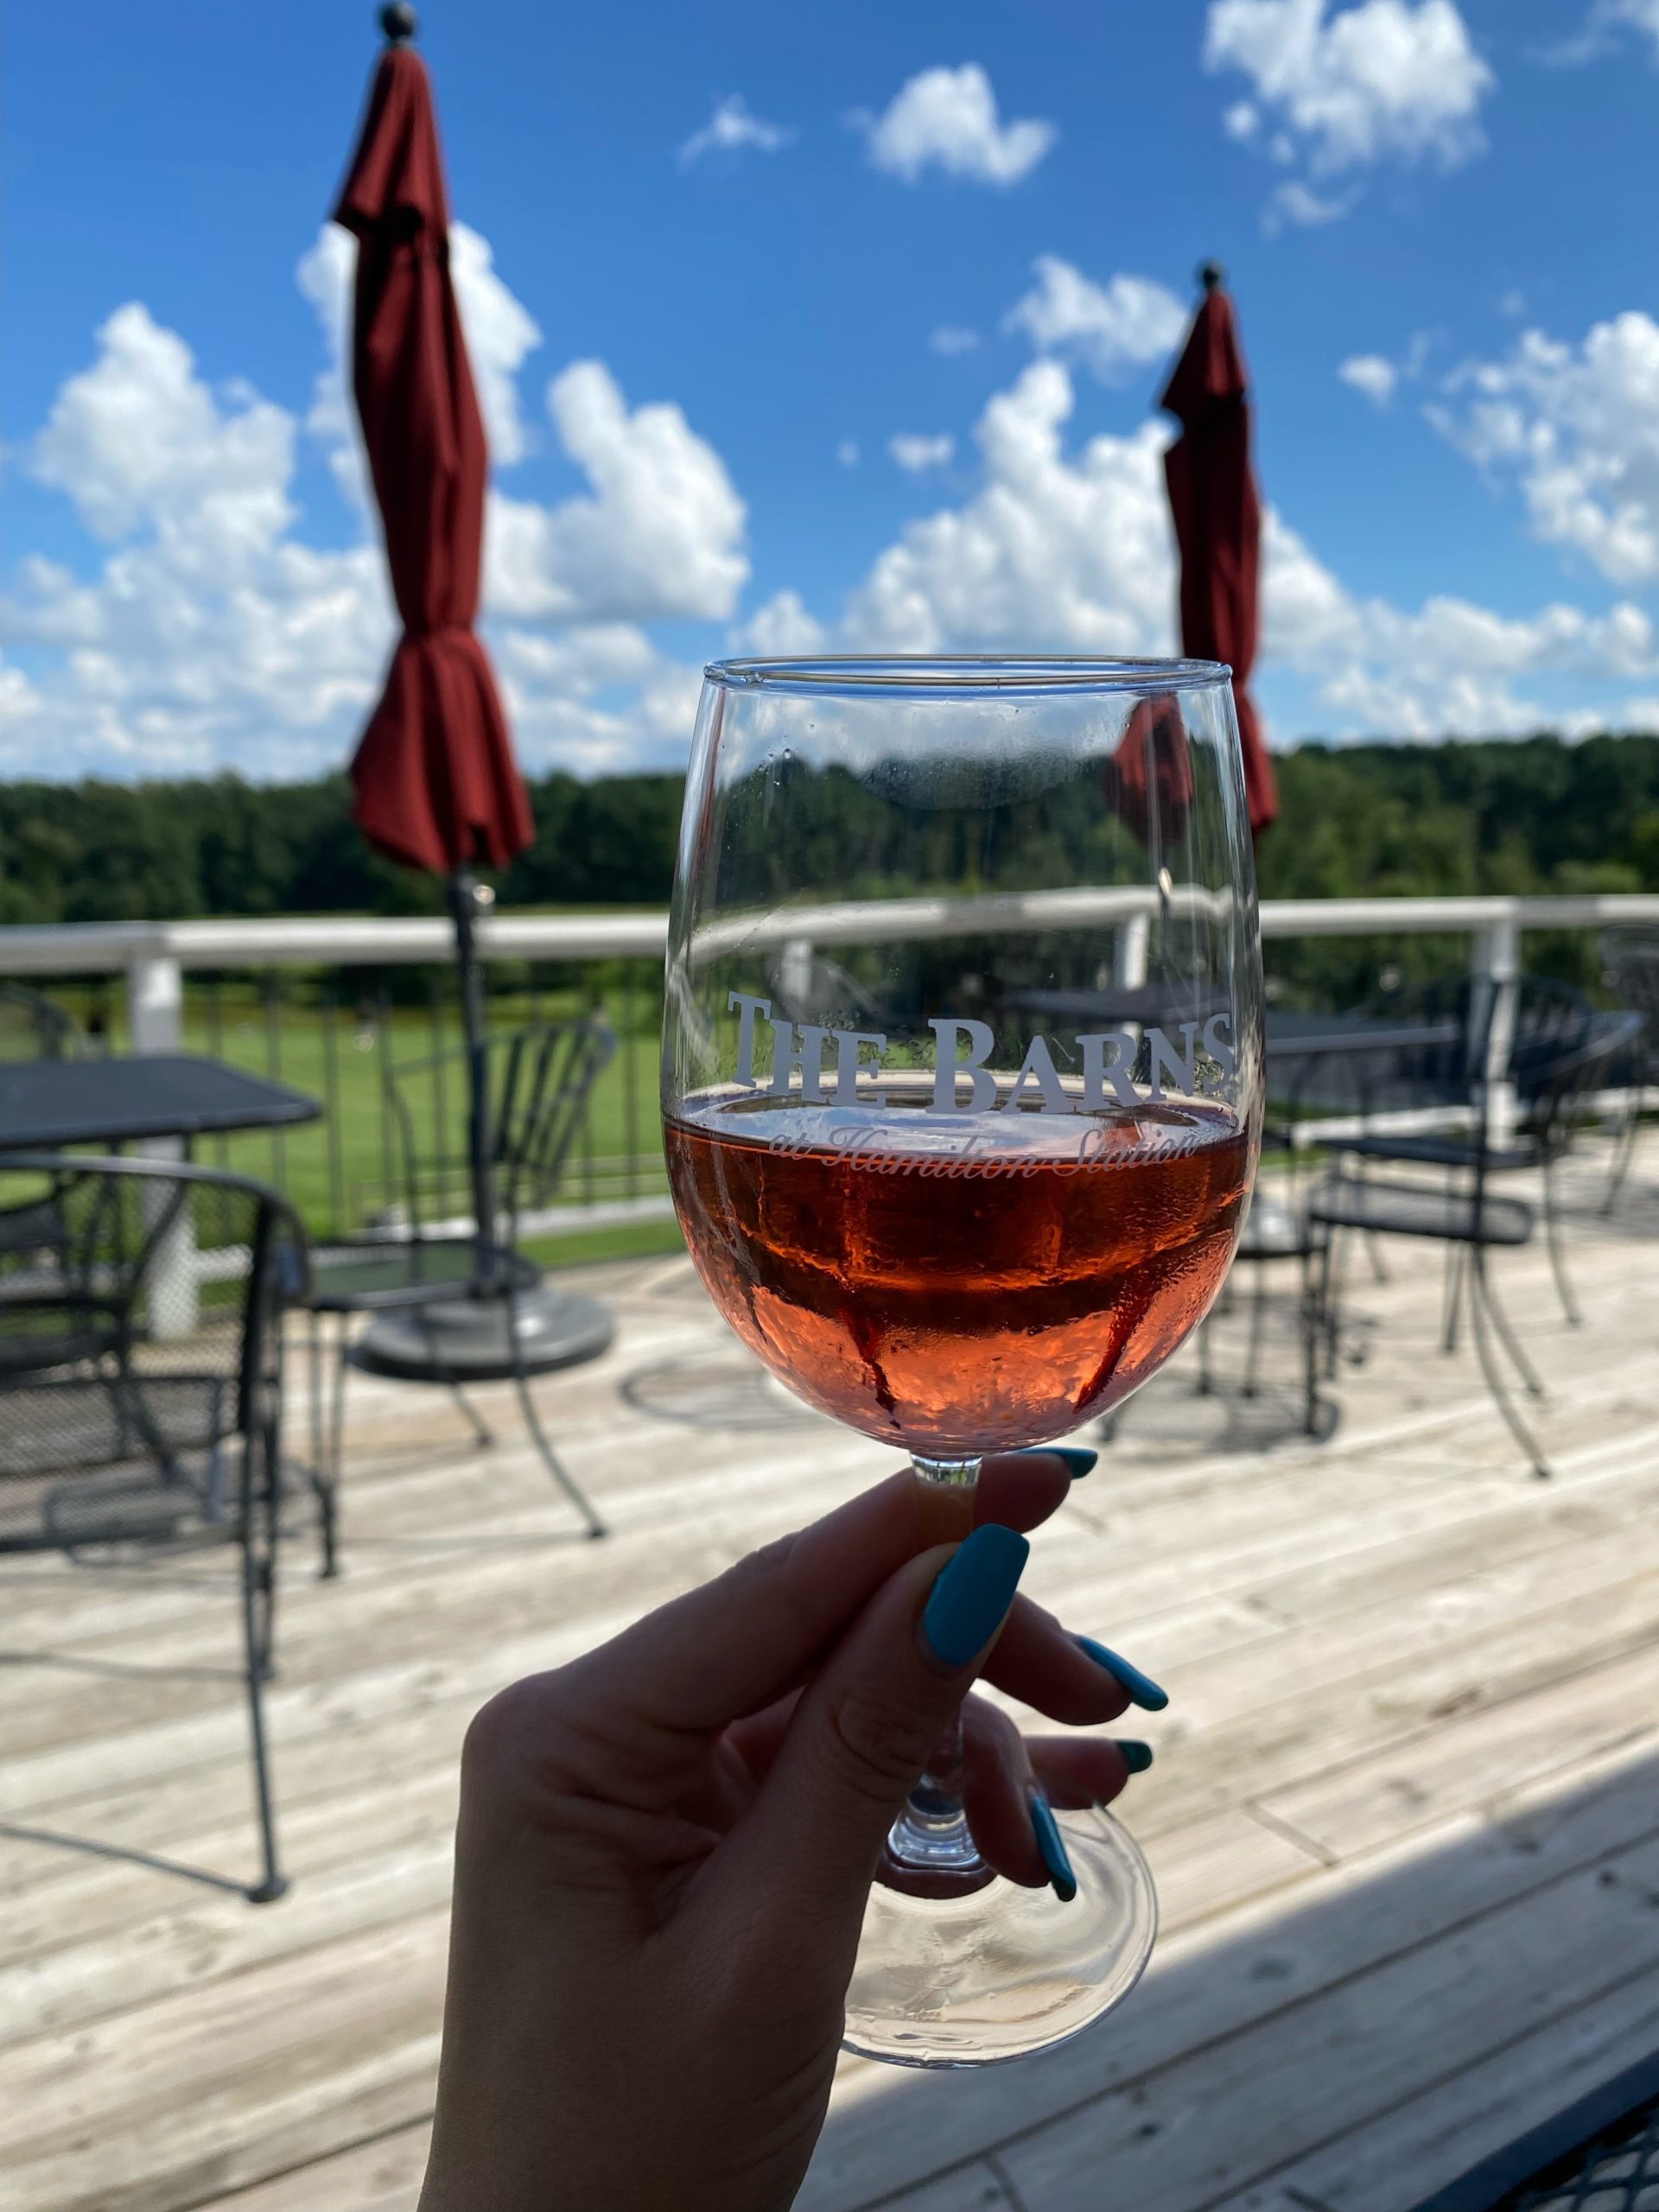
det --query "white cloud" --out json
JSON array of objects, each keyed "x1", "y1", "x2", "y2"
[
  {"x1": 858, "y1": 64, "x2": 1056, "y2": 186},
  {"x1": 1224, "y1": 99, "x2": 1261, "y2": 137},
  {"x1": 889, "y1": 432, "x2": 956, "y2": 473},
  {"x1": 6, "y1": 251, "x2": 747, "y2": 777},
  {"x1": 930, "y1": 325, "x2": 981, "y2": 356},
  {"x1": 1003, "y1": 257, "x2": 1187, "y2": 383},
  {"x1": 1545, "y1": 1, "x2": 1659, "y2": 66},
  {"x1": 29, "y1": 303, "x2": 296, "y2": 574},
  {"x1": 1205, "y1": 0, "x2": 1493, "y2": 173},
  {"x1": 1339, "y1": 353, "x2": 1398, "y2": 404},
  {"x1": 1262, "y1": 512, "x2": 1657, "y2": 734},
  {"x1": 1429, "y1": 313, "x2": 1659, "y2": 585},
  {"x1": 1266, "y1": 178, "x2": 1356, "y2": 226},
  {"x1": 486, "y1": 360, "x2": 747, "y2": 623},
  {"x1": 832, "y1": 359, "x2": 1655, "y2": 741},
  {"x1": 836, "y1": 439, "x2": 861, "y2": 467},
  {"x1": 731, "y1": 589, "x2": 828, "y2": 656},
  {"x1": 845, "y1": 362, "x2": 1176, "y2": 653},
  {"x1": 679, "y1": 94, "x2": 792, "y2": 166}
]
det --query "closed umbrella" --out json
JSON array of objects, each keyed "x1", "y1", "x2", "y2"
[
  {"x1": 1159, "y1": 263, "x2": 1278, "y2": 838},
  {"x1": 334, "y1": 6, "x2": 609, "y2": 1385}
]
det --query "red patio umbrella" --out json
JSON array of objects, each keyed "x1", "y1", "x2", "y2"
[
  {"x1": 334, "y1": 4, "x2": 532, "y2": 1266},
  {"x1": 1158, "y1": 264, "x2": 1278, "y2": 839}
]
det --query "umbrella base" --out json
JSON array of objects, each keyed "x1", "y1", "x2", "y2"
[{"x1": 352, "y1": 1286, "x2": 614, "y2": 1382}]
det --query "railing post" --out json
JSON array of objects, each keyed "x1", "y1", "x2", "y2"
[
  {"x1": 126, "y1": 955, "x2": 182, "y2": 1054},
  {"x1": 125, "y1": 952, "x2": 197, "y2": 1338},
  {"x1": 1472, "y1": 913, "x2": 1519, "y2": 1148}
]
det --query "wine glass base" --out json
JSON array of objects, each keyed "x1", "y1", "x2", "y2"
[{"x1": 842, "y1": 1808, "x2": 1157, "y2": 2068}]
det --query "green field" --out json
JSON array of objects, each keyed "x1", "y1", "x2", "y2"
[{"x1": 61, "y1": 969, "x2": 683, "y2": 1268}]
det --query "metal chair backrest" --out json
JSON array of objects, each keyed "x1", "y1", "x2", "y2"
[
  {"x1": 1603, "y1": 929, "x2": 1659, "y2": 1050},
  {"x1": 0, "y1": 1153, "x2": 310, "y2": 1494},
  {"x1": 0, "y1": 984, "x2": 81, "y2": 1062},
  {"x1": 383, "y1": 1018, "x2": 617, "y2": 1246},
  {"x1": 1357, "y1": 973, "x2": 1592, "y2": 1112},
  {"x1": 488, "y1": 1020, "x2": 618, "y2": 1233},
  {"x1": 1526, "y1": 1013, "x2": 1643, "y2": 1169}
]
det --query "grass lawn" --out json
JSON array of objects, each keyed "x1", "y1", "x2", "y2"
[{"x1": 88, "y1": 971, "x2": 677, "y2": 1262}]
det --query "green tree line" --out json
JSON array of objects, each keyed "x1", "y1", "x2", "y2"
[{"x1": 3, "y1": 734, "x2": 1656, "y2": 930}]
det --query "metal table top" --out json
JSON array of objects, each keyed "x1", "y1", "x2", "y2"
[{"x1": 0, "y1": 1054, "x2": 321, "y2": 1151}]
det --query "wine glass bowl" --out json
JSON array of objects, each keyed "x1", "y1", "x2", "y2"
[{"x1": 663, "y1": 656, "x2": 1263, "y2": 2064}]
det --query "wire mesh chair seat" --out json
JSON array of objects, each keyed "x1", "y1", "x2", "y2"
[
  {"x1": 307, "y1": 1237, "x2": 541, "y2": 1313},
  {"x1": 0, "y1": 1152, "x2": 309, "y2": 1902},
  {"x1": 303, "y1": 1017, "x2": 616, "y2": 1568},
  {"x1": 1307, "y1": 1175, "x2": 1535, "y2": 1246}
]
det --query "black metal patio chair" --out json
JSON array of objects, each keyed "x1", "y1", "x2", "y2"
[
  {"x1": 0, "y1": 1152, "x2": 308, "y2": 1903},
  {"x1": 1324, "y1": 976, "x2": 1597, "y2": 1331},
  {"x1": 1194, "y1": 1137, "x2": 1333, "y2": 1440},
  {"x1": 1600, "y1": 928, "x2": 1659, "y2": 1211},
  {"x1": 303, "y1": 1018, "x2": 615, "y2": 1568},
  {"x1": 1306, "y1": 1021, "x2": 1635, "y2": 1478},
  {"x1": 0, "y1": 982, "x2": 82, "y2": 1063},
  {"x1": 0, "y1": 988, "x2": 86, "y2": 1266}
]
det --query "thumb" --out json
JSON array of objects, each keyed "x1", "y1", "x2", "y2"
[{"x1": 725, "y1": 1523, "x2": 1029, "y2": 1936}]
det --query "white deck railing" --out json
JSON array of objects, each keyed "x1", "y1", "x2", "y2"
[{"x1": 3, "y1": 891, "x2": 1657, "y2": 1000}]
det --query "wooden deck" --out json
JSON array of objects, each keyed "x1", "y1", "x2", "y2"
[{"x1": 3, "y1": 1151, "x2": 1658, "y2": 2212}]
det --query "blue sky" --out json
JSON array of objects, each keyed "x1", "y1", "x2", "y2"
[{"x1": 5, "y1": 0, "x2": 1659, "y2": 779}]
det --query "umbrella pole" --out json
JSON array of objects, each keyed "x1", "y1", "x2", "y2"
[{"x1": 447, "y1": 868, "x2": 499, "y2": 1287}]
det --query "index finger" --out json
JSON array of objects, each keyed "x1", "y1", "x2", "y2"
[{"x1": 546, "y1": 1447, "x2": 1086, "y2": 1750}]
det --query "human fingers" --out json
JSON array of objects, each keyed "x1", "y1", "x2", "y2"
[
  {"x1": 981, "y1": 1599, "x2": 1168, "y2": 1725},
  {"x1": 718, "y1": 1525, "x2": 1029, "y2": 1944},
  {"x1": 962, "y1": 1707, "x2": 1151, "y2": 1890},
  {"x1": 536, "y1": 1453, "x2": 1081, "y2": 1766}
]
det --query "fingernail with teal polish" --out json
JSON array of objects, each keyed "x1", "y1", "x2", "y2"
[
  {"x1": 921, "y1": 1524, "x2": 1029, "y2": 1669},
  {"x1": 1076, "y1": 1637, "x2": 1170, "y2": 1712},
  {"x1": 1116, "y1": 1740, "x2": 1155, "y2": 1774},
  {"x1": 1029, "y1": 1790, "x2": 1077, "y2": 1903},
  {"x1": 1046, "y1": 1446, "x2": 1098, "y2": 1479}
]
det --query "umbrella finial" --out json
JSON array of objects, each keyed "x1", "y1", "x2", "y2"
[
  {"x1": 379, "y1": 3, "x2": 418, "y2": 41},
  {"x1": 1199, "y1": 260, "x2": 1225, "y2": 293}
]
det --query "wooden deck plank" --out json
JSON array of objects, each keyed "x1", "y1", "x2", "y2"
[
  {"x1": 796, "y1": 1732, "x2": 1659, "y2": 2210},
  {"x1": 1209, "y1": 1965, "x2": 1659, "y2": 2212},
  {"x1": 994, "y1": 1831, "x2": 1659, "y2": 2212},
  {"x1": 0, "y1": 1204, "x2": 1654, "y2": 2212},
  {"x1": 188, "y1": 2124, "x2": 431, "y2": 2212}
]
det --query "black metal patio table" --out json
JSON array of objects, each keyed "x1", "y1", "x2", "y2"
[{"x1": 0, "y1": 1053, "x2": 321, "y2": 1152}]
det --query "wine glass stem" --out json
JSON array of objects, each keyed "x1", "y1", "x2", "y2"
[{"x1": 887, "y1": 1456, "x2": 985, "y2": 1876}]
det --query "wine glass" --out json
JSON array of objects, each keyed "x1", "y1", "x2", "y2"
[{"x1": 662, "y1": 657, "x2": 1263, "y2": 2066}]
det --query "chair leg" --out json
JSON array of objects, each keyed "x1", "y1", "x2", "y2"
[
  {"x1": 1196, "y1": 1307, "x2": 1214, "y2": 1396},
  {"x1": 1600, "y1": 1081, "x2": 1642, "y2": 1217},
  {"x1": 1472, "y1": 1243, "x2": 1547, "y2": 1401},
  {"x1": 1323, "y1": 1219, "x2": 1357, "y2": 1376},
  {"x1": 308, "y1": 1317, "x2": 340, "y2": 1580},
  {"x1": 1440, "y1": 1243, "x2": 1467, "y2": 1355},
  {"x1": 1309, "y1": 1247, "x2": 1336, "y2": 1433},
  {"x1": 505, "y1": 1293, "x2": 607, "y2": 1538},
  {"x1": 324, "y1": 1325, "x2": 354, "y2": 1576},
  {"x1": 1242, "y1": 1260, "x2": 1268, "y2": 1399},
  {"x1": 414, "y1": 1309, "x2": 493, "y2": 1449},
  {"x1": 1467, "y1": 1249, "x2": 1552, "y2": 1478},
  {"x1": 1541, "y1": 1158, "x2": 1582, "y2": 1328},
  {"x1": 240, "y1": 1424, "x2": 289, "y2": 1902}
]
